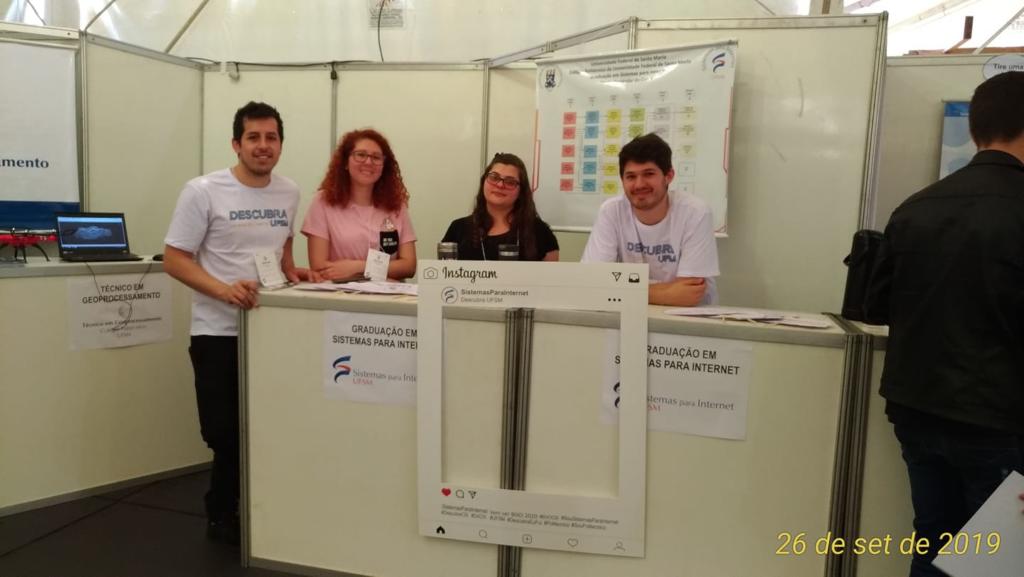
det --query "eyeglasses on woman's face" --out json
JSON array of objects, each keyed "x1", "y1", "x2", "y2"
[
  {"x1": 485, "y1": 171, "x2": 520, "y2": 189},
  {"x1": 351, "y1": 150, "x2": 386, "y2": 165}
]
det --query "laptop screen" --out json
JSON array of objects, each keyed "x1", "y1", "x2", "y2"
[{"x1": 55, "y1": 213, "x2": 131, "y2": 255}]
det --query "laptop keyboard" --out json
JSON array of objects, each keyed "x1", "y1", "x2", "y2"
[{"x1": 63, "y1": 254, "x2": 143, "y2": 262}]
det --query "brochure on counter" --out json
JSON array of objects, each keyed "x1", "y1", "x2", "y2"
[
  {"x1": 295, "y1": 281, "x2": 418, "y2": 296},
  {"x1": 664, "y1": 306, "x2": 832, "y2": 329}
]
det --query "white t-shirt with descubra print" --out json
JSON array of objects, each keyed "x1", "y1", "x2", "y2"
[
  {"x1": 165, "y1": 168, "x2": 299, "y2": 335},
  {"x1": 581, "y1": 193, "x2": 720, "y2": 304}
]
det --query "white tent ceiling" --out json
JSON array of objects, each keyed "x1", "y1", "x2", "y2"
[
  {"x1": 846, "y1": 0, "x2": 1024, "y2": 55},
  {"x1": 0, "y1": 0, "x2": 799, "y2": 62},
  {"x1": 2, "y1": 0, "x2": 1022, "y2": 61}
]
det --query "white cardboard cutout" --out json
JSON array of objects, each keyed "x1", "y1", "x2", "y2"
[{"x1": 418, "y1": 260, "x2": 648, "y2": 556}]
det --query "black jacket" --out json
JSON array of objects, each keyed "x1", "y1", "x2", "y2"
[{"x1": 865, "y1": 150, "x2": 1024, "y2": 434}]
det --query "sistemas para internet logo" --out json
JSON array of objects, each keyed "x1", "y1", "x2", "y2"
[
  {"x1": 332, "y1": 355, "x2": 352, "y2": 382},
  {"x1": 712, "y1": 53, "x2": 726, "y2": 72},
  {"x1": 703, "y1": 46, "x2": 735, "y2": 76}
]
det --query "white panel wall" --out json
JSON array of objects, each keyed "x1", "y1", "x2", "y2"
[
  {"x1": 486, "y1": 65, "x2": 589, "y2": 260},
  {"x1": 86, "y1": 38, "x2": 203, "y2": 255},
  {"x1": 637, "y1": 19, "x2": 883, "y2": 312},
  {"x1": 202, "y1": 68, "x2": 336, "y2": 267},
  {"x1": 0, "y1": 270, "x2": 209, "y2": 511},
  {"x1": 489, "y1": 18, "x2": 886, "y2": 310},
  {"x1": 487, "y1": 67, "x2": 536, "y2": 164},
  {"x1": 335, "y1": 67, "x2": 485, "y2": 265},
  {"x1": 247, "y1": 305, "x2": 498, "y2": 576},
  {"x1": 201, "y1": 66, "x2": 484, "y2": 269},
  {"x1": 857, "y1": 347, "x2": 914, "y2": 577},
  {"x1": 872, "y1": 55, "x2": 989, "y2": 228},
  {"x1": 521, "y1": 327, "x2": 844, "y2": 577},
  {"x1": 0, "y1": 35, "x2": 209, "y2": 515}
]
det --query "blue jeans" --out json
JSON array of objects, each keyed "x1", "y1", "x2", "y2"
[{"x1": 893, "y1": 421, "x2": 1024, "y2": 577}]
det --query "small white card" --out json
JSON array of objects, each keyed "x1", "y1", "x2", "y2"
[
  {"x1": 254, "y1": 251, "x2": 287, "y2": 288},
  {"x1": 364, "y1": 249, "x2": 390, "y2": 282}
]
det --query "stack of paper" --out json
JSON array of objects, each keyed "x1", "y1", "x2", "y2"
[
  {"x1": 293, "y1": 282, "x2": 342, "y2": 292},
  {"x1": 294, "y1": 281, "x2": 417, "y2": 296},
  {"x1": 335, "y1": 281, "x2": 418, "y2": 296},
  {"x1": 663, "y1": 307, "x2": 832, "y2": 329}
]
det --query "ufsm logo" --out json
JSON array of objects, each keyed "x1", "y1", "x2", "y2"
[
  {"x1": 332, "y1": 355, "x2": 352, "y2": 383},
  {"x1": 542, "y1": 66, "x2": 562, "y2": 91}
]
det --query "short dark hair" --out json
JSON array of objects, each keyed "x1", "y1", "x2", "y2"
[
  {"x1": 619, "y1": 133, "x2": 673, "y2": 177},
  {"x1": 969, "y1": 71, "x2": 1024, "y2": 146},
  {"x1": 232, "y1": 101, "x2": 284, "y2": 142}
]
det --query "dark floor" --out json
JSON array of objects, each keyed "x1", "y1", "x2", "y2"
[{"x1": 0, "y1": 470, "x2": 303, "y2": 577}]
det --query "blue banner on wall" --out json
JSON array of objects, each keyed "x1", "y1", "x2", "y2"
[
  {"x1": 939, "y1": 101, "x2": 974, "y2": 179},
  {"x1": 0, "y1": 201, "x2": 81, "y2": 230}
]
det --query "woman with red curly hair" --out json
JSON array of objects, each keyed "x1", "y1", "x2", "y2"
[{"x1": 302, "y1": 129, "x2": 417, "y2": 280}]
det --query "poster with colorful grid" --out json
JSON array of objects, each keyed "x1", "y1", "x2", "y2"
[{"x1": 536, "y1": 42, "x2": 736, "y2": 235}]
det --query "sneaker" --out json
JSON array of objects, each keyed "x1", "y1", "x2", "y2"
[{"x1": 206, "y1": 517, "x2": 240, "y2": 546}]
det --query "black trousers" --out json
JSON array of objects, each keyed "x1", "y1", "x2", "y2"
[{"x1": 189, "y1": 335, "x2": 240, "y2": 522}]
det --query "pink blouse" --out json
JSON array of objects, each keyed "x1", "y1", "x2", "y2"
[{"x1": 301, "y1": 191, "x2": 416, "y2": 260}]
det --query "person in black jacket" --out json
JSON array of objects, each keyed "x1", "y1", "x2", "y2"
[
  {"x1": 865, "y1": 71, "x2": 1024, "y2": 577},
  {"x1": 441, "y1": 153, "x2": 559, "y2": 261}
]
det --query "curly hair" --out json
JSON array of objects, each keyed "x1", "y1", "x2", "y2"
[
  {"x1": 470, "y1": 153, "x2": 540, "y2": 260},
  {"x1": 319, "y1": 128, "x2": 408, "y2": 212}
]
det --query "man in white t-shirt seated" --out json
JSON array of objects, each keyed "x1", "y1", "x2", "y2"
[
  {"x1": 581, "y1": 133, "x2": 719, "y2": 306},
  {"x1": 162, "y1": 101, "x2": 318, "y2": 546}
]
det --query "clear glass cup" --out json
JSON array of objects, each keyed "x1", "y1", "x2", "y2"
[{"x1": 437, "y1": 242, "x2": 458, "y2": 260}]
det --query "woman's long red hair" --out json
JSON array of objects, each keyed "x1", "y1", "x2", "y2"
[{"x1": 319, "y1": 128, "x2": 408, "y2": 212}]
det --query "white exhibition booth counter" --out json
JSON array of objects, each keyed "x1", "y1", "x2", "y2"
[
  {"x1": 1, "y1": 261, "x2": 919, "y2": 577},
  {"x1": 0, "y1": 260, "x2": 210, "y2": 515},
  {"x1": 243, "y1": 286, "x2": 870, "y2": 577}
]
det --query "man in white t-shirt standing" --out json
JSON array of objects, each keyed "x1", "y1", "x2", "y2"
[
  {"x1": 163, "y1": 101, "x2": 317, "y2": 545},
  {"x1": 582, "y1": 133, "x2": 720, "y2": 306}
]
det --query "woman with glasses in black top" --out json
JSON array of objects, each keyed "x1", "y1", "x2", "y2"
[{"x1": 441, "y1": 153, "x2": 559, "y2": 261}]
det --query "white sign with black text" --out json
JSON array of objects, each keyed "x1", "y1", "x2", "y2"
[
  {"x1": 536, "y1": 41, "x2": 736, "y2": 233},
  {"x1": 603, "y1": 331, "x2": 752, "y2": 440},
  {"x1": 67, "y1": 273, "x2": 172, "y2": 350},
  {"x1": 323, "y1": 311, "x2": 416, "y2": 405},
  {"x1": 0, "y1": 42, "x2": 79, "y2": 205}
]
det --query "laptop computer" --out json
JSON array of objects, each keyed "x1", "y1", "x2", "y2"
[{"x1": 55, "y1": 212, "x2": 143, "y2": 262}]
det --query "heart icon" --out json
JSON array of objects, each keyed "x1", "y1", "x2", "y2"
[
  {"x1": 567, "y1": 538, "x2": 579, "y2": 547},
  {"x1": 442, "y1": 488, "x2": 451, "y2": 496}
]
